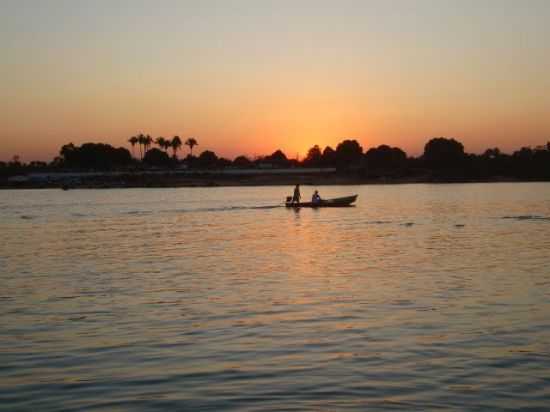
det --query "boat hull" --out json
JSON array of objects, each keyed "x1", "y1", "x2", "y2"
[{"x1": 285, "y1": 195, "x2": 358, "y2": 208}]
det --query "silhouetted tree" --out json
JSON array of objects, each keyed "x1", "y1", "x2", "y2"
[
  {"x1": 264, "y1": 149, "x2": 289, "y2": 167},
  {"x1": 303, "y1": 145, "x2": 322, "y2": 167},
  {"x1": 50, "y1": 156, "x2": 64, "y2": 168},
  {"x1": 335, "y1": 139, "x2": 363, "y2": 169},
  {"x1": 137, "y1": 133, "x2": 146, "y2": 160},
  {"x1": 10, "y1": 155, "x2": 22, "y2": 167},
  {"x1": 155, "y1": 137, "x2": 170, "y2": 153},
  {"x1": 476, "y1": 147, "x2": 509, "y2": 177},
  {"x1": 364, "y1": 145, "x2": 407, "y2": 172},
  {"x1": 532, "y1": 146, "x2": 550, "y2": 179},
  {"x1": 143, "y1": 148, "x2": 171, "y2": 167},
  {"x1": 9, "y1": 136, "x2": 550, "y2": 183},
  {"x1": 155, "y1": 136, "x2": 163, "y2": 150},
  {"x1": 164, "y1": 138, "x2": 172, "y2": 152},
  {"x1": 0, "y1": 159, "x2": 19, "y2": 178},
  {"x1": 144, "y1": 135, "x2": 153, "y2": 155},
  {"x1": 60, "y1": 143, "x2": 77, "y2": 163},
  {"x1": 128, "y1": 136, "x2": 138, "y2": 158},
  {"x1": 198, "y1": 150, "x2": 218, "y2": 168},
  {"x1": 233, "y1": 155, "x2": 252, "y2": 168},
  {"x1": 423, "y1": 137, "x2": 465, "y2": 170},
  {"x1": 59, "y1": 142, "x2": 132, "y2": 170},
  {"x1": 171, "y1": 136, "x2": 182, "y2": 158},
  {"x1": 509, "y1": 146, "x2": 550, "y2": 179},
  {"x1": 321, "y1": 146, "x2": 336, "y2": 167},
  {"x1": 185, "y1": 137, "x2": 198, "y2": 156},
  {"x1": 0, "y1": 157, "x2": 25, "y2": 178},
  {"x1": 483, "y1": 147, "x2": 501, "y2": 159}
]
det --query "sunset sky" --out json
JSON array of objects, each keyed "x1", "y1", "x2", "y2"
[{"x1": 1, "y1": 0, "x2": 549, "y2": 162}]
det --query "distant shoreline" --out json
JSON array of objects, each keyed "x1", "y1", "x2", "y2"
[{"x1": 0, "y1": 169, "x2": 542, "y2": 190}]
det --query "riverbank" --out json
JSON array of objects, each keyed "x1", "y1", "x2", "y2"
[{"x1": 0, "y1": 169, "x2": 531, "y2": 189}]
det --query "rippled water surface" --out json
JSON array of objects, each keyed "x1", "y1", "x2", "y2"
[{"x1": 2, "y1": 183, "x2": 550, "y2": 411}]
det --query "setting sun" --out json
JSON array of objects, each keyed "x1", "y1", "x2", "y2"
[{"x1": 2, "y1": 1, "x2": 549, "y2": 162}]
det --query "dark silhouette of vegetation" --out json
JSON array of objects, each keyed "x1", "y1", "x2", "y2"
[
  {"x1": 136, "y1": 133, "x2": 147, "y2": 160},
  {"x1": 423, "y1": 137, "x2": 465, "y2": 171},
  {"x1": 155, "y1": 137, "x2": 171, "y2": 153},
  {"x1": 59, "y1": 143, "x2": 132, "y2": 170},
  {"x1": 321, "y1": 146, "x2": 336, "y2": 167},
  {"x1": 3, "y1": 132, "x2": 550, "y2": 185},
  {"x1": 364, "y1": 145, "x2": 407, "y2": 176},
  {"x1": 263, "y1": 150, "x2": 290, "y2": 167},
  {"x1": 335, "y1": 139, "x2": 363, "y2": 170},
  {"x1": 217, "y1": 157, "x2": 232, "y2": 169},
  {"x1": 171, "y1": 136, "x2": 182, "y2": 158},
  {"x1": 185, "y1": 138, "x2": 198, "y2": 156},
  {"x1": 143, "y1": 135, "x2": 153, "y2": 156},
  {"x1": 128, "y1": 136, "x2": 138, "y2": 158},
  {"x1": 233, "y1": 155, "x2": 252, "y2": 168},
  {"x1": 197, "y1": 150, "x2": 218, "y2": 168},
  {"x1": 143, "y1": 148, "x2": 172, "y2": 167},
  {"x1": 0, "y1": 156, "x2": 26, "y2": 178},
  {"x1": 303, "y1": 145, "x2": 322, "y2": 167}
]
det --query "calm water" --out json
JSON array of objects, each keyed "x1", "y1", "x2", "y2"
[{"x1": 2, "y1": 183, "x2": 550, "y2": 411}]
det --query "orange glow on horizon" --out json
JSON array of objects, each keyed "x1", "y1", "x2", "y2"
[{"x1": 2, "y1": 2, "x2": 550, "y2": 162}]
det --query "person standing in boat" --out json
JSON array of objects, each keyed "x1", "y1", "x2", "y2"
[{"x1": 292, "y1": 184, "x2": 301, "y2": 204}]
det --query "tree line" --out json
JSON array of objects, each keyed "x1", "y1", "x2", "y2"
[
  {"x1": 2, "y1": 135, "x2": 550, "y2": 181},
  {"x1": 126, "y1": 134, "x2": 198, "y2": 160}
]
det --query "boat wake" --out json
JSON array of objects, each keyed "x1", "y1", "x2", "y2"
[
  {"x1": 502, "y1": 215, "x2": 550, "y2": 221},
  {"x1": 123, "y1": 210, "x2": 154, "y2": 215},
  {"x1": 167, "y1": 205, "x2": 284, "y2": 214}
]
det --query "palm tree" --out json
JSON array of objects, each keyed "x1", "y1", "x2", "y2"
[
  {"x1": 128, "y1": 136, "x2": 138, "y2": 158},
  {"x1": 171, "y1": 136, "x2": 182, "y2": 158},
  {"x1": 155, "y1": 137, "x2": 168, "y2": 152},
  {"x1": 137, "y1": 133, "x2": 146, "y2": 160},
  {"x1": 144, "y1": 134, "x2": 153, "y2": 155},
  {"x1": 185, "y1": 137, "x2": 198, "y2": 156}
]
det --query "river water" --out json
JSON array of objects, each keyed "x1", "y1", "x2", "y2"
[{"x1": 1, "y1": 183, "x2": 550, "y2": 411}]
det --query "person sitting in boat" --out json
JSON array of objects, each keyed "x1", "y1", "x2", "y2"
[
  {"x1": 292, "y1": 184, "x2": 301, "y2": 203},
  {"x1": 312, "y1": 190, "x2": 321, "y2": 204}
]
